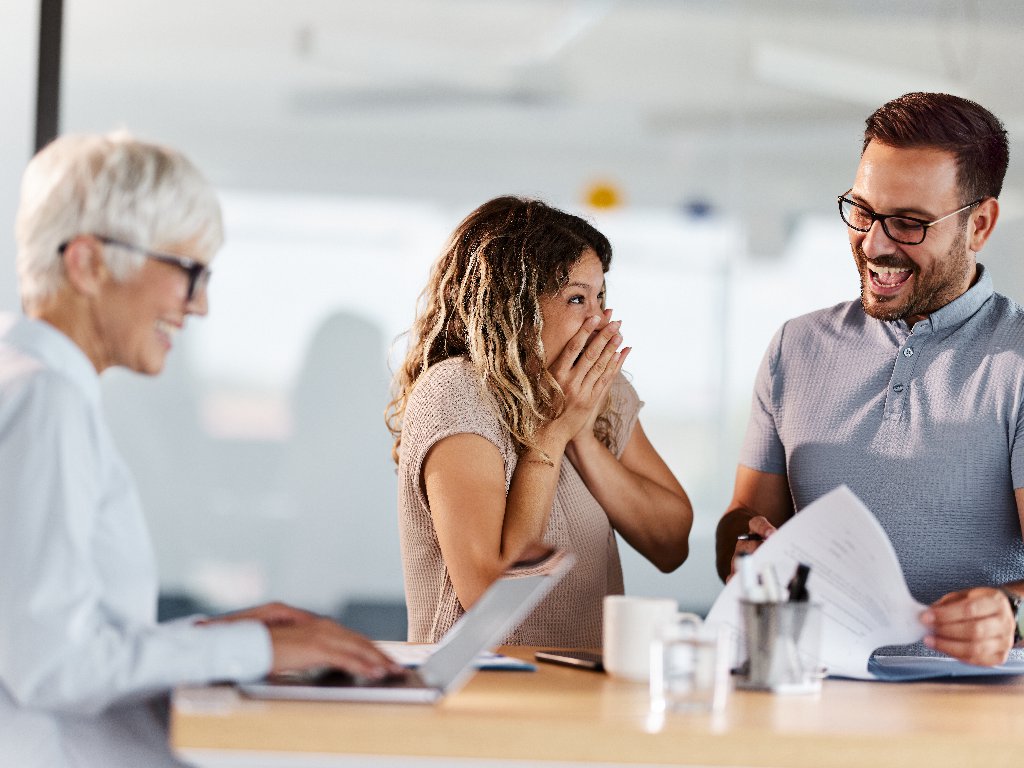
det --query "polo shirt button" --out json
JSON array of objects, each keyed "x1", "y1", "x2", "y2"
[
  {"x1": 903, "y1": 347, "x2": 914, "y2": 357},
  {"x1": 893, "y1": 384, "x2": 904, "y2": 393}
]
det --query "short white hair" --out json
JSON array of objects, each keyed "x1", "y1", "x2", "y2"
[{"x1": 15, "y1": 131, "x2": 224, "y2": 305}]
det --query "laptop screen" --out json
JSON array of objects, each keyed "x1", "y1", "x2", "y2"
[{"x1": 421, "y1": 550, "x2": 575, "y2": 693}]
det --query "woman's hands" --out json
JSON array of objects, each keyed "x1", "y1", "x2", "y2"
[
  {"x1": 547, "y1": 310, "x2": 629, "y2": 448},
  {"x1": 547, "y1": 310, "x2": 692, "y2": 573},
  {"x1": 265, "y1": 619, "x2": 401, "y2": 678},
  {"x1": 202, "y1": 601, "x2": 403, "y2": 679}
]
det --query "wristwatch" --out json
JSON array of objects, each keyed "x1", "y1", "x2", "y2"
[{"x1": 998, "y1": 586, "x2": 1024, "y2": 645}]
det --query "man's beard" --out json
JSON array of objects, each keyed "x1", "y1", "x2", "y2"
[{"x1": 853, "y1": 228, "x2": 972, "y2": 322}]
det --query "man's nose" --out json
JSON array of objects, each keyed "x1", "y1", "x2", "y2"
[{"x1": 860, "y1": 218, "x2": 898, "y2": 259}]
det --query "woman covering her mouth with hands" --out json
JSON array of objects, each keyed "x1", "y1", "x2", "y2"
[{"x1": 387, "y1": 196, "x2": 693, "y2": 648}]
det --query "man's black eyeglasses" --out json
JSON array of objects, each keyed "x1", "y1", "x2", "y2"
[
  {"x1": 837, "y1": 191, "x2": 984, "y2": 246},
  {"x1": 59, "y1": 235, "x2": 211, "y2": 302}
]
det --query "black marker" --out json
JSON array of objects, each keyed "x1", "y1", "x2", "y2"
[{"x1": 787, "y1": 563, "x2": 811, "y2": 602}]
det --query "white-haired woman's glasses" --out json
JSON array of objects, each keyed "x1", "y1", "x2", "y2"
[{"x1": 59, "y1": 235, "x2": 210, "y2": 302}]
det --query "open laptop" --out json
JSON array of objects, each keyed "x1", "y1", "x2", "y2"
[{"x1": 238, "y1": 549, "x2": 575, "y2": 704}]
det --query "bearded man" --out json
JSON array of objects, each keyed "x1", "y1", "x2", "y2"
[{"x1": 716, "y1": 92, "x2": 1024, "y2": 668}]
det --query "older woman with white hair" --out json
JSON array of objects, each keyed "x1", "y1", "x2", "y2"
[{"x1": 0, "y1": 133, "x2": 400, "y2": 768}]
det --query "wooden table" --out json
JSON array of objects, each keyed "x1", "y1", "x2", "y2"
[{"x1": 172, "y1": 647, "x2": 1024, "y2": 767}]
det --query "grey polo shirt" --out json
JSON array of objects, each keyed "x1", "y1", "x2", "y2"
[{"x1": 741, "y1": 265, "x2": 1024, "y2": 606}]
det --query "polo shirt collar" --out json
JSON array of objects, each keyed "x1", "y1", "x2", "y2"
[{"x1": 908, "y1": 263, "x2": 993, "y2": 335}]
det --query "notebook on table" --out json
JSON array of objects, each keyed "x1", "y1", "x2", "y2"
[{"x1": 238, "y1": 549, "x2": 574, "y2": 704}]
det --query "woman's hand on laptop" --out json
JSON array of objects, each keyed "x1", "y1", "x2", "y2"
[
  {"x1": 202, "y1": 601, "x2": 403, "y2": 680},
  {"x1": 267, "y1": 619, "x2": 404, "y2": 679}
]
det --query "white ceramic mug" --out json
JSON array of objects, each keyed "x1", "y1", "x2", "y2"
[{"x1": 602, "y1": 595, "x2": 679, "y2": 682}]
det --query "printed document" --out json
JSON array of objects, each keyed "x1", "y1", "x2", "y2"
[{"x1": 705, "y1": 485, "x2": 1024, "y2": 681}]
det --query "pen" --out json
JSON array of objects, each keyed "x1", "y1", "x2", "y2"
[
  {"x1": 786, "y1": 564, "x2": 812, "y2": 652},
  {"x1": 737, "y1": 533, "x2": 765, "y2": 542}
]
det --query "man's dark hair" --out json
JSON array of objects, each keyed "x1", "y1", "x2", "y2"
[{"x1": 863, "y1": 92, "x2": 1009, "y2": 202}]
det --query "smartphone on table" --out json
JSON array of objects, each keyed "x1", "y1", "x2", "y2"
[{"x1": 534, "y1": 649, "x2": 604, "y2": 672}]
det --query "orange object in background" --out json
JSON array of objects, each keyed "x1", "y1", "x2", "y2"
[{"x1": 584, "y1": 181, "x2": 623, "y2": 209}]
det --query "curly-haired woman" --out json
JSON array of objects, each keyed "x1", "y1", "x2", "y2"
[{"x1": 387, "y1": 196, "x2": 693, "y2": 648}]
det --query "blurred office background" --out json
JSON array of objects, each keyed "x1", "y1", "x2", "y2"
[{"x1": 2, "y1": 0, "x2": 1024, "y2": 633}]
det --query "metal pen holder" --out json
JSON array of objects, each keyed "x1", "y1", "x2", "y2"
[{"x1": 736, "y1": 599, "x2": 822, "y2": 694}]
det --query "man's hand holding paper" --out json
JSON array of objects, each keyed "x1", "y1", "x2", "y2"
[{"x1": 921, "y1": 588, "x2": 1018, "y2": 667}]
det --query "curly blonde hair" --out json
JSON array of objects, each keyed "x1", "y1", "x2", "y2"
[{"x1": 387, "y1": 196, "x2": 616, "y2": 463}]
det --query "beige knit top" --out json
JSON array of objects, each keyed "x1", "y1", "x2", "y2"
[{"x1": 397, "y1": 356, "x2": 642, "y2": 648}]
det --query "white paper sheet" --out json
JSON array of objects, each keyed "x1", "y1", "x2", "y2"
[
  {"x1": 374, "y1": 641, "x2": 534, "y2": 670},
  {"x1": 705, "y1": 485, "x2": 927, "y2": 680}
]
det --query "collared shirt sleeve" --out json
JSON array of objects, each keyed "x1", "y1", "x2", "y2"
[
  {"x1": 738, "y1": 326, "x2": 788, "y2": 476},
  {"x1": 0, "y1": 370, "x2": 272, "y2": 716}
]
